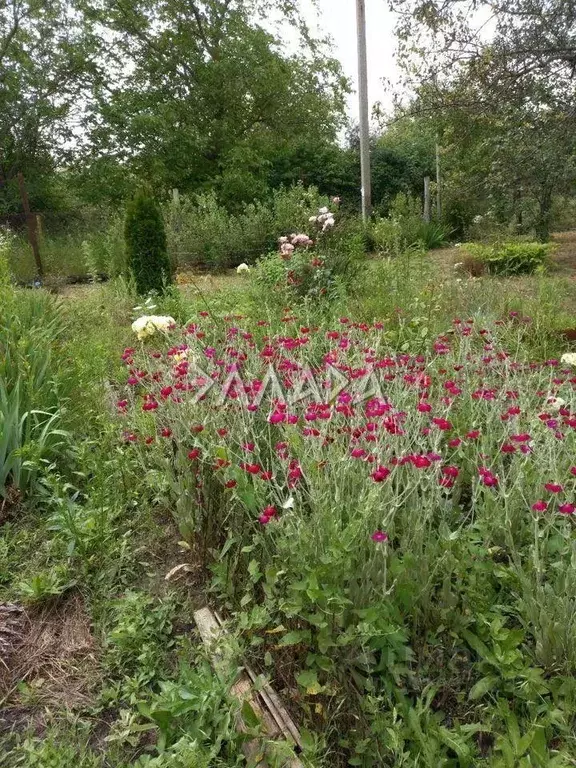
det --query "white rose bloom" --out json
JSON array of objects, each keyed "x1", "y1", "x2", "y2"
[
  {"x1": 236, "y1": 263, "x2": 250, "y2": 273},
  {"x1": 132, "y1": 315, "x2": 176, "y2": 340},
  {"x1": 153, "y1": 315, "x2": 175, "y2": 331},
  {"x1": 561, "y1": 353, "x2": 576, "y2": 366},
  {"x1": 322, "y1": 216, "x2": 335, "y2": 231}
]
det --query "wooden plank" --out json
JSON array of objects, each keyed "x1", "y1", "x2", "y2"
[{"x1": 194, "y1": 607, "x2": 304, "y2": 768}]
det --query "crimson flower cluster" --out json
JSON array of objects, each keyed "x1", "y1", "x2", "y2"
[{"x1": 119, "y1": 313, "x2": 576, "y2": 538}]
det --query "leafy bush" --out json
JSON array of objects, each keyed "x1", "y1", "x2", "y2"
[
  {"x1": 81, "y1": 215, "x2": 125, "y2": 279},
  {"x1": 0, "y1": 230, "x2": 12, "y2": 288},
  {"x1": 373, "y1": 216, "x2": 451, "y2": 254},
  {"x1": 442, "y1": 195, "x2": 476, "y2": 240},
  {"x1": 373, "y1": 194, "x2": 452, "y2": 254},
  {"x1": 464, "y1": 241, "x2": 551, "y2": 275},
  {"x1": 166, "y1": 185, "x2": 328, "y2": 270},
  {"x1": 125, "y1": 190, "x2": 172, "y2": 294},
  {"x1": 253, "y1": 206, "x2": 364, "y2": 302},
  {"x1": 372, "y1": 217, "x2": 405, "y2": 256}
]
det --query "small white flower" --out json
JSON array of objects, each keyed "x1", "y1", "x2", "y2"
[
  {"x1": 546, "y1": 396, "x2": 566, "y2": 410},
  {"x1": 322, "y1": 216, "x2": 335, "y2": 232},
  {"x1": 282, "y1": 496, "x2": 294, "y2": 510},
  {"x1": 308, "y1": 216, "x2": 318, "y2": 223},
  {"x1": 561, "y1": 353, "x2": 576, "y2": 367},
  {"x1": 236, "y1": 263, "x2": 250, "y2": 273},
  {"x1": 453, "y1": 262, "x2": 463, "y2": 270},
  {"x1": 318, "y1": 207, "x2": 329, "y2": 215}
]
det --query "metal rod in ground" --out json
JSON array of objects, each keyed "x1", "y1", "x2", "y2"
[{"x1": 356, "y1": 0, "x2": 372, "y2": 221}]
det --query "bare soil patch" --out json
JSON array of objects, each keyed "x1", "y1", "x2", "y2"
[{"x1": 0, "y1": 592, "x2": 98, "y2": 714}]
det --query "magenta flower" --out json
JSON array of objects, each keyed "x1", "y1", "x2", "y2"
[
  {"x1": 411, "y1": 455, "x2": 431, "y2": 469},
  {"x1": 532, "y1": 500, "x2": 548, "y2": 512},
  {"x1": 559, "y1": 502, "x2": 575, "y2": 515},
  {"x1": 371, "y1": 466, "x2": 391, "y2": 482},
  {"x1": 371, "y1": 531, "x2": 389, "y2": 543},
  {"x1": 479, "y1": 468, "x2": 498, "y2": 487},
  {"x1": 441, "y1": 465, "x2": 459, "y2": 478},
  {"x1": 544, "y1": 483, "x2": 563, "y2": 494}
]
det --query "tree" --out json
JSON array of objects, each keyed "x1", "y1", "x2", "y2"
[
  {"x1": 0, "y1": 0, "x2": 98, "y2": 213},
  {"x1": 125, "y1": 189, "x2": 172, "y2": 295},
  {"x1": 388, "y1": 0, "x2": 576, "y2": 240},
  {"x1": 76, "y1": 0, "x2": 347, "y2": 207}
]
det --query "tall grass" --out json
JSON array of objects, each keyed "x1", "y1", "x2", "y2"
[{"x1": 0, "y1": 288, "x2": 69, "y2": 499}]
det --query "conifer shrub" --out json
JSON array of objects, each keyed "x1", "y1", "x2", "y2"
[{"x1": 125, "y1": 190, "x2": 172, "y2": 294}]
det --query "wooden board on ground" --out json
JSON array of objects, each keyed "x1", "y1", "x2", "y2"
[{"x1": 194, "y1": 607, "x2": 304, "y2": 768}]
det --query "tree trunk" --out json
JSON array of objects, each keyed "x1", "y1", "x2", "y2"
[
  {"x1": 512, "y1": 188, "x2": 522, "y2": 230},
  {"x1": 535, "y1": 188, "x2": 553, "y2": 242}
]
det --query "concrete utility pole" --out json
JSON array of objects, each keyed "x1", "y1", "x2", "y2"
[{"x1": 356, "y1": 0, "x2": 371, "y2": 221}]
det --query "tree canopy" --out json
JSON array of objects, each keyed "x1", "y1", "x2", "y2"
[
  {"x1": 0, "y1": 0, "x2": 349, "y2": 211},
  {"x1": 388, "y1": 0, "x2": 576, "y2": 239}
]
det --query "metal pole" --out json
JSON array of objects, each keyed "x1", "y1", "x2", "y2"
[
  {"x1": 356, "y1": 0, "x2": 371, "y2": 221},
  {"x1": 435, "y1": 136, "x2": 442, "y2": 219}
]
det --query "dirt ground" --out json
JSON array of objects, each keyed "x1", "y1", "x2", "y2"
[{"x1": 0, "y1": 593, "x2": 98, "y2": 739}]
